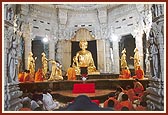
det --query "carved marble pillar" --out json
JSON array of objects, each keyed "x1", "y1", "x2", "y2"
[
  {"x1": 146, "y1": 4, "x2": 164, "y2": 111},
  {"x1": 112, "y1": 40, "x2": 120, "y2": 74},
  {"x1": 97, "y1": 39, "x2": 106, "y2": 73},
  {"x1": 4, "y1": 20, "x2": 22, "y2": 111},
  {"x1": 134, "y1": 31, "x2": 144, "y2": 68},
  {"x1": 23, "y1": 23, "x2": 32, "y2": 70},
  {"x1": 105, "y1": 39, "x2": 112, "y2": 73}
]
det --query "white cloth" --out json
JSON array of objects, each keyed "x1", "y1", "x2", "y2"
[
  {"x1": 42, "y1": 93, "x2": 59, "y2": 111},
  {"x1": 117, "y1": 92, "x2": 125, "y2": 102},
  {"x1": 31, "y1": 100, "x2": 40, "y2": 110},
  {"x1": 22, "y1": 97, "x2": 31, "y2": 103}
]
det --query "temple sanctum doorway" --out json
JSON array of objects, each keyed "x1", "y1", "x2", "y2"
[
  {"x1": 119, "y1": 34, "x2": 135, "y2": 75},
  {"x1": 32, "y1": 36, "x2": 49, "y2": 71}
]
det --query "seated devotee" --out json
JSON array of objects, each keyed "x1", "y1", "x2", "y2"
[
  {"x1": 73, "y1": 40, "x2": 97, "y2": 75},
  {"x1": 115, "y1": 87, "x2": 125, "y2": 102},
  {"x1": 124, "y1": 85, "x2": 136, "y2": 102},
  {"x1": 62, "y1": 95, "x2": 103, "y2": 111},
  {"x1": 121, "y1": 106, "x2": 129, "y2": 111},
  {"x1": 124, "y1": 85, "x2": 142, "y2": 102},
  {"x1": 115, "y1": 94, "x2": 133, "y2": 111},
  {"x1": 34, "y1": 68, "x2": 43, "y2": 82},
  {"x1": 120, "y1": 66, "x2": 131, "y2": 79},
  {"x1": 19, "y1": 98, "x2": 32, "y2": 111},
  {"x1": 66, "y1": 65, "x2": 76, "y2": 80},
  {"x1": 30, "y1": 99, "x2": 40, "y2": 111},
  {"x1": 18, "y1": 72, "x2": 24, "y2": 82},
  {"x1": 133, "y1": 101, "x2": 147, "y2": 111},
  {"x1": 133, "y1": 65, "x2": 144, "y2": 79},
  {"x1": 106, "y1": 100, "x2": 115, "y2": 110},
  {"x1": 103, "y1": 92, "x2": 119, "y2": 108},
  {"x1": 42, "y1": 89, "x2": 59, "y2": 111},
  {"x1": 133, "y1": 79, "x2": 144, "y2": 97}
]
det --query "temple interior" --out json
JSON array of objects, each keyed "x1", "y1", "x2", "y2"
[{"x1": 3, "y1": 3, "x2": 165, "y2": 112}]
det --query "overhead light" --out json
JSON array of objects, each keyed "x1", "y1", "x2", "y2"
[{"x1": 43, "y1": 36, "x2": 48, "y2": 43}]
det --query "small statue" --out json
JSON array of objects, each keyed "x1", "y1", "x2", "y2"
[
  {"x1": 130, "y1": 48, "x2": 140, "y2": 71},
  {"x1": 48, "y1": 60, "x2": 63, "y2": 81},
  {"x1": 41, "y1": 52, "x2": 48, "y2": 79},
  {"x1": 73, "y1": 40, "x2": 97, "y2": 74},
  {"x1": 120, "y1": 48, "x2": 128, "y2": 69},
  {"x1": 27, "y1": 52, "x2": 37, "y2": 76},
  {"x1": 149, "y1": 36, "x2": 159, "y2": 78},
  {"x1": 8, "y1": 33, "x2": 18, "y2": 83},
  {"x1": 72, "y1": 56, "x2": 80, "y2": 74}
]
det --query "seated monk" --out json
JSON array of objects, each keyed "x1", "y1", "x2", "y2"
[
  {"x1": 134, "y1": 65, "x2": 144, "y2": 79},
  {"x1": 133, "y1": 79, "x2": 144, "y2": 97},
  {"x1": 23, "y1": 70, "x2": 34, "y2": 82},
  {"x1": 120, "y1": 66, "x2": 131, "y2": 79},
  {"x1": 103, "y1": 92, "x2": 119, "y2": 108},
  {"x1": 18, "y1": 72, "x2": 24, "y2": 82},
  {"x1": 66, "y1": 65, "x2": 76, "y2": 80},
  {"x1": 124, "y1": 85, "x2": 137, "y2": 102},
  {"x1": 35, "y1": 68, "x2": 43, "y2": 82},
  {"x1": 115, "y1": 94, "x2": 133, "y2": 111}
]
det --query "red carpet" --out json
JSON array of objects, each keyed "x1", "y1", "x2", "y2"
[{"x1": 72, "y1": 83, "x2": 95, "y2": 93}]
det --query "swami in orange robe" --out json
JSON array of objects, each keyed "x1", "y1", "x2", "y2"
[
  {"x1": 23, "y1": 70, "x2": 34, "y2": 82},
  {"x1": 104, "y1": 97, "x2": 119, "y2": 108},
  {"x1": 35, "y1": 69, "x2": 43, "y2": 82},
  {"x1": 125, "y1": 88, "x2": 136, "y2": 102},
  {"x1": 121, "y1": 67, "x2": 131, "y2": 79},
  {"x1": 66, "y1": 66, "x2": 76, "y2": 80},
  {"x1": 119, "y1": 66, "x2": 131, "y2": 79},
  {"x1": 135, "y1": 66, "x2": 144, "y2": 79},
  {"x1": 133, "y1": 80, "x2": 144, "y2": 96}
]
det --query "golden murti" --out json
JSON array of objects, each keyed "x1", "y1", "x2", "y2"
[
  {"x1": 130, "y1": 48, "x2": 140, "y2": 71},
  {"x1": 120, "y1": 48, "x2": 128, "y2": 69},
  {"x1": 72, "y1": 40, "x2": 99, "y2": 75}
]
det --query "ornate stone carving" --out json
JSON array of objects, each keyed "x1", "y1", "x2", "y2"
[{"x1": 146, "y1": 4, "x2": 164, "y2": 111}]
